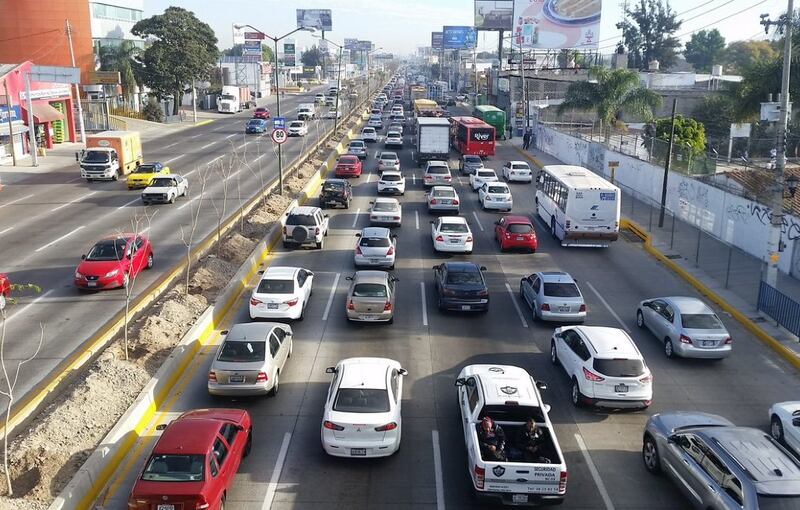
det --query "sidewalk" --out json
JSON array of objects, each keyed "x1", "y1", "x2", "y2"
[{"x1": 500, "y1": 136, "x2": 800, "y2": 362}]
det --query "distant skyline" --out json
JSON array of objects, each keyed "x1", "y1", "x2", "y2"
[{"x1": 145, "y1": 0, "x2": 784, "y2": 56}]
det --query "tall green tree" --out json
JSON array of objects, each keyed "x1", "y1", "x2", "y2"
[
  {"x1": 646, "y1": 115, "x2": 707, "y2": 155},
  {"x1": 728, "y1": 59, "x2": 800, "y2": 119},
  {"x1": 692, "y1": 95, "x2": 737, "y2": 144},
  {"x1": 301, "y1": 46, "x2": 323, "y2": 67},
  {"x1": 616, "y1": 0, "x2": 682, "y2": 70},
  {"x1": 722, "y1": 40, "x2": 779, "y2": 73},
  {"x1": 684, "y1": 29, "x2": 725, "y2": 72},
  {"x1": 557, "y1": 66, "x2": 662, "y2": 140},
  {"x1": 97, "y1": 41, "x2": 140, "y2": 107},
  {"x1": 131, "y1": 7, "x2": 219, "y2": 115}
]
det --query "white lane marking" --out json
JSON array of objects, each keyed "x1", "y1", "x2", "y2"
[
  {"x1": 585, "y1": 281, "x2": 631, "y2": 333},
  {"x1": 34, "y1": 225, "x2": 84, "y2": 252},
  {"x1": 184, "y1": 169, "x2": 196, "y2": 178},
  {"x1": 367, "y1": 172, "x2": 373, "y2": 183},
  {"x1": 412, "y1": 173, "x2": 416, "y2": 185},
  {"x1": 0, "y1": 227, "x2": 13, "y2": 236},
  {"x1": 432, "y1": 430, "x2": 445, "y2": 510},
  {"x1": 322, "y1": 272, "x2": 340, "y2": 321},
  {"x1": 5, "y1": 289, "x2": 55, "y2": 324},
  {"x1": 177, "y1": 196, "x2": 199, "y2": 211},
  {"x1": 200, "y1": 141, "x2": 216, "y2": 149},
  {"x1": 226, "y1": 133, "x2": 237, "y2": 139},
  {"x1": 237, "y1": 142, "x2": 248, "y2": 150},
  {"x1": 505, "y1": 282, "x2": 529, "y2": 328},
  {"x1": 415, "y1": 210, "x2": 419, "y2": 230},
  {"x1": 261, "y1": 432, "x2": 292, "y2": 510},
  {"x1": 207, "y1": 155, "x2": 223, "y2": 166},
  {"x1": 140, "y1": 225, "x2": 151, "y2": 234},
  {"x1": 254, "y1": 154, "x2": 267, "y2": 162},
  {"x1": 51, "y1": 191, "x2": 97, "y2": 212},
  {"x1": 471, "y1": 211, "x2": 484, "y2": 232},
  {"x1": 164, "y1": 154, "x2": 185, "y2": 164},
  {"x1": 189, "y1": 133, "x2": 203, "y2": 139},
  {"x1": 575, "y1": 433, "x2": 615, "y2": 510},
  {"x1": 420, "y1": 282, "x2": 428, "y2": 326},
  {"x1": 66, "y1": 177, "x2": 82, "y2": 183},
  {"x1": 116, "y1": 197, "x2": 140, "y2": 211},
  {"x1": 163, "y1": 141, "x2": 179, "y2": 149},
  {"x1": 351, "y1": 208, "x2": 360, "y2": 228}
]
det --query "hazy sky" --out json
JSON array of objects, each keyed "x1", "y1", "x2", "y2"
[{"x1": 145, "y1": 0, "x2": 785, "y2": 54}]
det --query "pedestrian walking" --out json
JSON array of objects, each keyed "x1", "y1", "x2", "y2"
[{"x1": 522, "y1": 130, "x2": 531, "y2": 150}]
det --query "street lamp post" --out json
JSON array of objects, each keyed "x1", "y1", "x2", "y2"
[
  {"x1": 314, "y1": 35, "x2": 344, "y2": 134},
  {"x1": 235, "y1": 24, "x2": 314, "y2": 195}
]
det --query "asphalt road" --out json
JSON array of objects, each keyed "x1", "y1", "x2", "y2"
[
  {"x1": 0, "y1": 81, "x2": 372, "y2": 416},
  {"x1": 96, "y1": 103, "x2": 800, "y2": 510}
]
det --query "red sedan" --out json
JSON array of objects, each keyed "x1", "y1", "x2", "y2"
[
  {"x1": 334, "y1": 155, "x2": 363, "y2": 178},
  {"x1": 128, "y1": 409, "x2": 252, "y2": 510},
  {"x1": 252, "y1": 107, "x2": 271, "y2": 119},
  {"x1": 495, "y1": 215, "x2": 538, "y2": 252},
  {"x1": 74, "y1": 234, "x2": 154, "y2": 290},
  {"x1": 0, "y1": 273, "x2": 10, "y2": 310}
]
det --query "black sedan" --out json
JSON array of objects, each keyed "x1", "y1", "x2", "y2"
[
  {"x1": 319, "y1": 179, "x2": 352, "y2": 209},
  {"x1": 433, "y1": 262, "x2": 489, "y2": 312}
]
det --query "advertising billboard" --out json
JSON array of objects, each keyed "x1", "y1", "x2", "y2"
[
  {"x1": 512, "y1": 0, "x2": 602, "y2": 49},
  {"x1": 344, "y1": 38, "x2": 359, "y2": 50},
  {"x1": 431, "y1": 32, "x2": 443, "y2": 49},
  {"x1": 442, "y1": 26, "x2": 478, "y2": 49},
  {"x1": 475, "y1": 1, "x2": 514, "y2": 30},
  {"x1": 356, "y1": 40, "x2": 373, "y2": 51},
  {"x1": 296, "y1": 9, "x2": 333, "y2": 31},
  {"x1": 242, "y1": 41, "x2": 261, "y2": 57},
  {"x1": 283, "y1": 42, "x2": 296, "y2": 67}
]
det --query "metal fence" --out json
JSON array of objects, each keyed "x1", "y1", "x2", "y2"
[{"x1": 758, "y1": 281, "x2": 800, "y2": 337}]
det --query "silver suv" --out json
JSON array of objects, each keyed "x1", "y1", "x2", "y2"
[
  {"x1": 643, "y1": 411, "x2": 800, "y2": 509},
  {"x1": 282, "y1": 206, "x2": 330, "y2": 250}
]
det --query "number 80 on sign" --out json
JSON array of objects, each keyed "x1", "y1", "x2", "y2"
[{"x1": 271, "y1": 128, "x2": 287, "y2": 144}]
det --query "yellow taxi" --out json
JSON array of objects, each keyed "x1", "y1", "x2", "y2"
[{"x1": 126, "y1": 162, "x2": 170, "y2": 189}]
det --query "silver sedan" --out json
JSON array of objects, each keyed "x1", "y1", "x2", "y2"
[
  {"x1": 519, "y1": 271, "x2": 586, "y2": 322},
  {"x1": 636, "y1": 296, "x2": 731, "y2": 359}
]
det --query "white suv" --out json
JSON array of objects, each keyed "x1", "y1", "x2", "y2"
[
  {"x1": 282, "y1": 206, "x2": 330, "y2": 249},
  {"x1": 550, "y1": 326, "x2": 652, "y2": 410}
]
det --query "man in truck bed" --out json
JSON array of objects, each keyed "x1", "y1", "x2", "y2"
[{"x1": 478, "y1": 417, "x2": 507, "y2": 461}]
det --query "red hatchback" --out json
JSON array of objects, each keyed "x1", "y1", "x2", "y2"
[
  {"x1": 0, "y1": 273, "x2": 10, "y2": 310},
  {"x1": 495, "y1": 215, "x2": 538, "y2": 252},
  {"x1": 128, "y1": 409, "x2": 252, "y2": 510},
  {"x1": 334, "y1": 155, "x2": 362, "y2": 178},
  {"x1": 74, "y1": 234, "x2": 154, "y2": 290},
  {"x1": 252, "y1": 107, "x2": 271, "y2": 119}
]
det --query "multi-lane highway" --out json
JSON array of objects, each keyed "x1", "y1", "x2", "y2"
[
  {"x1": 96, "y1": 102, "x2": 800, "y2": 509},
  {"x1": 0, "y1": 82, "x2": 370, "y2": 416}
]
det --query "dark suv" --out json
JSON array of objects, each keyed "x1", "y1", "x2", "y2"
[
  {"x1": 433, "y1": 262, "x2": 489, "y2": 312},
  {"x1": 319, "y1": 179, "x2": 352, "y2": 209}
]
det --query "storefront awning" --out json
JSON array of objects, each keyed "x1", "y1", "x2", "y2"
[
  {"x1": 23, "y1": 102, "x2": 64, "y2": 123},
  {"x1": 0, "y1": 123, "x2": 29, "y2": 137}
]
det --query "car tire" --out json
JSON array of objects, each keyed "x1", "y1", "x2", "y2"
[
  {"x1": 298, "y1": 301, "x2": 305, "y2": 321},
  {"x1": 169, "y1": 194, "x2": 175, "y2": 204},
  {"x1": 269, "y1": 370, "x2": 279, "y2": 397},
  {"x1": 664, "y1": 338, "x2": 675, "y2": 358},
  {"x1": 636, "y1": 310, "x2": 645, "y2": 328},
  {"x1": 316, "y1": 239, "x2": 324, "y2": 250},
  {"x1": 112, "y1": 171, "x2": 119, "y2": 181},
  {"x1": 243, "y1": 428, "x2": 253, "y2": 458},
  {"x1": 551, "y1": 218, "x2": 557, "y2": 239},
  {"x1": 388, "y1": 316, "x2": 394, "y2": 324},
  {"x1": 771, "y1": 415, "x2": 785, "y2": 442},
  {"x1": 320, "y1": 202, "x2": 326, "y2": 209},
  {"x1": 570, "y1": 378, "x2": 582, "y2": 407},
  {"x1": 550, "y1": 341, "x2": 559, "y2": 365},
  {"x1": 146, "y1": 253, "x2": 154, "y2": 269},
  {"x1": 642, "y1": 434, "x2": 662, "y2": 474},
  {"x1": 183, "y1": 187, "x2": 188, "y2": 197}
]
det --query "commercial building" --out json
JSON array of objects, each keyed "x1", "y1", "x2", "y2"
[{"x1": 90, "y1": 0, "x2": 145, "y2": 50}]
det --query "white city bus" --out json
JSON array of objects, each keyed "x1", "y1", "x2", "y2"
[{"x1": 535, "y1": 165, "x2": 621, "y2": 247}]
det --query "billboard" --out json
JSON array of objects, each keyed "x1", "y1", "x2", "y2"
[
  {"x1": 244, "y1": 31, "x2": 265, "y2": 40},
  {"x1": 283, "y1": 42, "x2": 296, "y2": 67},
  {"x1": 475, "y1": 1, "x2": 514, "y2": 30},
  {"x1": 344, "y1": 38, "x2": 359, "y2": 50},
  {"x1": 443, "y1": 26, "x2": 478, "y2": 49},
  {"x1": 242, "y1": 41, "x2": 261, "y2": 56},
  {"x1": 431, "y1": 32, "x2": 443, "y2": 49},
  {"x1": 356, "y1": 40, "x2": 373, "y2": 51},
  {"x1": 296, "y1": 9, "x2": 333, "y2": 31},
  {"x1": 512, "y1": 0, "x2": 602, "y2": 49}
]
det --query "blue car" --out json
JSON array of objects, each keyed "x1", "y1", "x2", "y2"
[
  {"x1": 246, "y1": 119, "x2": 268, "y2": 134},
  {"x1": 433, "y1": 262, "x2": 490, "y2": 312}
]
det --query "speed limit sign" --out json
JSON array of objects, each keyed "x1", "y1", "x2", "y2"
[{"x1": 271, "y1": 128, "x2": 287, "y2": 144}]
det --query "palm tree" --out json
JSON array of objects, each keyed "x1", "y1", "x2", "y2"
[
  {"x1": 557, "y1": 66, "x2": 662, "y2": 142},
  {"x1": 97, "y1": 40, "x2": 141, "y2": 108}
]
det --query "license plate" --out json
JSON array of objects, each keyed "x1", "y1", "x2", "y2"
[
  {"x1": 461, "y1": 305, "x2": 471, "y2": 311},
  {"x1": 614, "y1": 384, "x2": 629, "y2": 393},
  {"x1": 87, "y1": 281, "x2": 97, "y2": 287},
  {"x1": 559, "y1": 306, "x2": 570, "y2": 312},
  {"x1": 229, "y1": 375, "x2": 245, "y2": 383},
  {"x1": 382, "y1": 216, "x2": 392, "y2": 221},
  {"x1": 157, "y1": 505, "x2": 175, "y2": 510},
  {"x1": 449, "y1": 238, "x2": 460, "y2": 243},
  {"x1": 370, "y1": 258, "x2": 381, "y2": 264},
  {"x1": 516, "y1": 236, "x2": 524, "y2": 241},
  {"x1": 351, "y1": 448, "x2": 367, "y2": 456},
  {"x1": 701, "y1": 340, "x2": 715, "y2": 347},
  {"x1": 512, "y1": 495, "x2": 528, "y2": 504},
  {"x1": 441, "y1": 200, "x2": 451, "y2": 204},
  {"x1": 267, "y1": 303, "x2": 279, "y2": 310}
]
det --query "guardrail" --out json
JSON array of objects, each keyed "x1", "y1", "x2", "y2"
[{"x1": 758, "y1": 281, "x2": 800, "y2": 337}]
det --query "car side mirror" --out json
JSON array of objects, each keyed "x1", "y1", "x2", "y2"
[
  {"x1": 494, "y1": 220, "x2": 500, "y2": 225},
  {"x1": 307, "y1": 271, "x2": 314, "y2": 276},
  {"x1": 324, "y1": 214, "x2": 329, "y2": 218},
  {"x1": 155, "y1": 423, "x2": 169, "y2": 431},
  {"x1": 81, "y1": 254, "x2": 86, "y2": 260},
  {"x1": 258, "y1": 270, "x2": 264, "y2": 275},
  {"x1": 429, "y1": 220, "x2": 434, "y2": 224},
  {"x1": 536, "y1": 381, "x2": 548, "y2": 391},
  {"x1": 454, "y1": 377, "x2": 466, "y2": 387},
  {"x1": 355, "y1": 233, "x2": 362, "y2": 237},
  {"x1": 391, "y1": 234, "x2": 398, "y2": 238},
  {"x1": 325, "y1": 366, "x2": 336, "y2": 374},
  {"x1": 480, "y1": 266, "x2": 487, "y2": 271},
  {"x1": 221, "y1": 330, "x2": 229, "y2": 335},
  {"x1": 345, "y1": 276, "x2": 353, "y2": 281},
  {"x1": 793, "y1": 417, "x2": 800, "y2": 427},
  {"x1": 432, "y1": 265, "x2": 439, "y2": 270},
  {"x1": 74, "y1": 152, "x2": 79, "y2": 162},
  {"x1": 398, "y1": 368, "x2": 408, "y2": 376}
]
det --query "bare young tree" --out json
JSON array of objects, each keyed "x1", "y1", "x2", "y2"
[
  {"x1": 207, "y1": 157, "x2": 232, "y2": 257},
  {"x1": 179, "y1": 165, "x2": 208, "y2": 294},
  {"x1": 0, "y1": 283, "x2": 43, "y2": 496}
]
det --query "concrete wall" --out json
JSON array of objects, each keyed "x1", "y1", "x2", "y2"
[{"x1": 536, "y1": 124, "x2": 800, "y2": 276}]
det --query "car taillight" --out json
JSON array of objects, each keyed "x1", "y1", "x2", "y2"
[
  {"x1": 558, "y1": 471, "x2": 567, "y2": 493},
  {"x1": 208, "y1": 371, "x2": 216, "y2": 382},
  {"x1": 250, "y1": 297, "x2": 262, "y2": 306},
  {"x1": 315, "y1": 227, "x2": 321, "y2": 236},
  {"x1": 724, "y1": 337, "x2": 732, "y2": 344},
  {"x1": 285, "y1": 298, "x2": 299, "y2": 306},
  {"x1": 356, "y1": 245, "x2": 363, "y2": 255},
  {"x1": 383, "y1": 301, "x2": 393, "y2": 311},
  {"x1": 387, "y1": 246, "x2": 394, "y2": 255},
  {"x1": 195, "y1": 496, "x2": 210, "y2": 509},
  {"x1": 347, "y1": 300, "x2": 355, "y2": 310},
  {"x1": 639, "y1": 374, "x2": 653, "y2": 384},
  {"x1": 679, "y1": 334, "x2": 692, "y2": 344},
  {"x1": 324, "y1": 420, "x2": 345, "y2": 431},
  {"x1": 444, "y1": 175, "x2": 451, "y2": 181},
  {"x1": 425, "y1": 175, "x2": 432, "y2": 180},
  {"x1": 393, "y1": 216, "x2": 400, "y2": 221},
  {"x1": 256, "y1": 372, "x2": 268, "y2": 382},
  {"x1": 466, "y1": 236, "x2": 473, "y2": 242},
  {"x1": 430, "y1": 198, "x2": 437, "y2": 205},
  {"x1": 282, "y1": 226, "x2": 288, "y2": 235},
  {"x1": 375, "y1": 422, "x2": 397, "y2": 431},
  {"x1": 541, "y1": 303, "x2": 551, "y2": 311},
  {"x1": 475, "y1": 465, "x2": 485, "y2": 489},
  {"x1": 582, "y1": 367, "x2": 605, "y2": 382},
  {"x1": 435, "y1": 235, "x2": 444, "y2": 242},
  {"x1": 579, "y1": 304, "x2": 587, "y2": 312}
]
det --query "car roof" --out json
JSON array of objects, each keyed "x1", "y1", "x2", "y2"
[
  {"x1": 380, "y1": 151, "x2": 397, "y2": 157},
  {"x1": 225, "y1": 322, "x2": 278, "y2": 342},
  {"x1": 442, "y1": 261, "x2": 481, "y2": 272},
  {"x1": 439, "y1": 216, "x2": 467, "y2": 224},
  {"x1": 338, "y1": 357, "x2": 399, "y2": 389},
  {"x1": 360, "y1": 226, "x2": 391, "y2": 238},
  {"x1": 352, "y1": 270, "x2": 391, "y2": 285},
  {"x1": 427, "y1": 160, "x2": 448, "y2": 167},
  {"x1": 663, "y1": 296, "x2": 713, "y2": 314},
  {"x1": 324, "y1": 178, "x2": 349, "y2": 185},
  {"x1": 380, "y1": 170, "x2": 402, "y2": 177},
  {"x1": 508, "y1": 160, "x2": 530, "y2": 166},
  {"x1": 431, "y1": 185, "x2": 456, "y2": 192},
  {"x1": 462, "y1": 364, "x2": 540, "y2": 407},
  {"x1": 503, "y1": 215, "x2": 532, "y2": 224},
  {"x1": 152, "y1": 174, "x2": 181, "y2": 179},
  {"x1": 374, "y1": 197, "x2": 399, "y2": 205},
  {"x1": 156, "y1": 417, "x2": 220, "y2": 455},
  {"x1": 261, "y1": 266, "x2": 300, "y2": 279},
  {"x1": 538, "y1": 271, "x2": 575, "y2": 283},
  {"x1": 574, "y1": 326, "x2": 640, "y2": 359},
  {"x1": 289, "y1": 206, "x2": 320, "y2": 216}
]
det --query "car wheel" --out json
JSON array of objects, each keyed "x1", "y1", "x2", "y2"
[
  {"x1": 183, "y1": 187, "x2": 188, "y2": 197},
  {"x1": 316, "y1": 239, "x2": 324, "y2": 250},
  {"x1": 642, "y1": 434, "x2": 662, "y2": 474},
  {"x1": 146, "y1": 253, "x2": 154, "y2": 269},
  {"x1": 169, "y1": 194, "x2": 176, "y2": 204},
  {"x1": 298, "y1": 301, "x2": 305, "y2": 321},
  {"x1": 771, "y1": 415, "x2": 785, "y2": 442},
  {"x1": 636, "y1": 310, "x2": 645, "y2": 328},
  {"x1": 664, "y1": 338, "x2": 675, "y2": 358},
  {"x1": 269, "y1": 371, "x2": 280, "y2": 397},
  {"x1": 283, "y1": 240, "x2": 291, "y2": 249},
  {"x1": 320, "y1": 202, "x2": 326, "y2": 209},
  {"x1": 112, "y1": 171, "x2": 119, "y2": 181},
  {"x1": 437, "y1": 296, "x2": 444, "y2": 310},
  {"x1": 243, "y1": 428, "x2": 253, "y2": 458},
  {"x1": 570, "y1": 378, "x2": 582, "y2": 407},
  {"x1": 550, "y1": 341, "x2": 559, "y2": 365},
  {"x1": 550, "y1": 217, "x2": 557, "y2": 239}
]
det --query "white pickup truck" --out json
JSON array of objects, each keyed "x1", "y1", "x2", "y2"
[
  {"x1": 141, "y1": 174, "x2": 188, "y2": 205},
  {"x1": 455, "y1": 364, "x2": 567, "y2": 506}
]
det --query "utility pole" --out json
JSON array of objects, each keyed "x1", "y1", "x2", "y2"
[
  {"x1": 658, "y1": 98, "x2": 678, "y2": 228},
  {"x1": 191, "y1": 77, "x2": 197, "y2": 123},
  {"x1": 25, "y1": 73, "x2": 38, "y2": 166},
  {"x1": 3, "y1": 80, "x2": 17, "y2": 166},
  {"x1": 335, "y1": 45, "x2": 342, "y2": 133},
  {"x1": 273, "y1": 36, "x2": 284, "y2": 195},
  {"x1": 761, "y1": 6, "x2": 794, "y2": 287},
  {"x1": 65, "y1": 19, "x2": 86, "y2": 144}
]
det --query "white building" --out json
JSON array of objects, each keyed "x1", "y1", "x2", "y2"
[
  {"x1": 220, "y1": 56, "x2": 272, "y2": 98},
  {"x1": 90, "y1": 0, "x2": 145, "y2": 49}
]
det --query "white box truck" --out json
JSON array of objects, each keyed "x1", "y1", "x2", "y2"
[
  {"x1": 217, "y1": 85, "x2": 251, "y2": 113},
  {"x1": 415, "y1": 117, "x2": 450, "y2": 164},
  {"x1": 297, "y1": 103, "x2": 317, "y2": 120}
]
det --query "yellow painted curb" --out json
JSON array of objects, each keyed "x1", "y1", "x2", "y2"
[
  {"x1": 192, "y1": 119, "x2": 214, "y2": 127},
  {"x1": 513, "y1": 145, "x2": 544, "y2": 169}
]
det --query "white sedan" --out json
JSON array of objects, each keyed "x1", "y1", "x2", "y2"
[
  {"x1": 377, "y1": 171, "x2": 405, "y2": 195},
  {"x1": 325, "y1": 109, "x2": 342, "y2": 119},
  {"x1": 377, "y1": 151, "x2": 400, "y2": 172},
  {"x1": 478, "y1": 182, "x2": 513, "y2": 211},
  {"x1": 249, "y1": 266, "x2": 314, "y2": 320},
  {"x1": 502, "y1": 161, "x2": 533, "y2": 183},
  {"x1": 361, "y1": 127, "x2": 378, "y2": 143},
  {"x1": 469, "y1": 168, "x2": 499, "y2": 191},
  {"x1": 321, "y1": 357, "x2": 407, "y2": 458},
  {"x1": 770, "y1": 401, "x2": 800, "y2": 454},
  {"x1": 287, "y1": 120, "x2": 308, "y2": 136},
  {"x1": 369, "y1": 197, "x2": 402, "y2": 226},
  {"x1": 431, "y1": 216, "x2": 473, "y2": 253}
]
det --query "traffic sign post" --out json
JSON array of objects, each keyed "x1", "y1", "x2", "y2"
[{"x1": 271, "y1": 128, "x2": 287, "y2": 144}]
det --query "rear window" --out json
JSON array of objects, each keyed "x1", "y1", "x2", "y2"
[
  {"x1": 543, "y1": 282, "x2": 580, "y2": 297},
  {"x1": 322, "y1": 181, "x2": 344, "y2": 192},
  {"x1": 363, "y1": 128, "x2": 375, "y2": 133},
  {"x1": 381, "y1": 153, "x2": 398, "y2": 160},
  {"x1": 477, "y1": 170, "x2": 495, "y2": 178},
  {"x1": 593, "y1": 358, "x2": 645, "y2": 377},
  {"x1": 141, "y1": 454, "x2": 204, "y2": 482},
  {"x1": 217, "y1": 341, "x2": 266, "y2": 363},
  {"x1": 151, "y1": 178, "x2": 176, "y2": 188},
  {"x1": 446, "y1": 271, "x2": 483, "y2": 285},
  {"x1": 427, "y1": 167, "x2": 449, "y2": 174},
  {"x1": 134, "y1": 164, "x2": 158, "y2": 174},
  {"x1": 257, "y1": 279, "x2": 294, "y2": 293},
  {"x1": 360, "y1": 237, "x2": 391, "y2": 247},
  {"x1": 334, "y1": 388, "x2": 390, "y2": 413},
  {"x1": 349, "y1": 141, "x2": 365, "y2": 148},
  {"x1": 465, "y1": 156, "x2": 481, "y2": 163},
  {"x1": 372, "y1": 202, "x2": 397, "y2": 211},
  {"x1": 512, "y1": 163, "x2": 531, "y2": 170},
  {"x1": 382, "y1": 174, "x2": 402, "y2": 182},
  {"x1": 440, "y1": 223, "x2": 468, "y2": 233},
  {"x1": 508, "y1": 223, "x2": 533, "y2": 234},
  {"x1": 487, "y1": 186, "x2": 507, "y2": 194},
  {"x1": 681, "y1": 313, "x2": 724, "y2": 329},
  {"x1": 756, "y1": 495, "x2": 800, "y2": 510},
  {"x1": 353, "y1": 283, "x2": 388, "y2": 297},
  {"x1": 433, "y1": 189, "x2": 455, "y2": 197},
  {"x1": 286, "y1": 214, "x2": 316, "y2": 226},
  {"x1": 338, "y1": 157, "x2": 358, "y2": 165}
]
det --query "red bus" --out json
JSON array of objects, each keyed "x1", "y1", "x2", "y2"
[{"x1": 449, "y1": 116, "x2": 496, "y2": 157}]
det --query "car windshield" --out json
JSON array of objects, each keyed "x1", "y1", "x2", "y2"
[
  {"x1": 427, "y1": 167, "x2": 449, "y2": 175},
  {"x1": 465, "y1": 156, "x2": 482, "y2": 164},
  {"x1": 352, "y1": 283, "x2": 388, "y2": 297},
  {"x1": 681, "y1": 313, "x2": 724, "y2": 329},
  {"x1": 487, "y1": 186, "x2": 507, "y2": 194},
  {"x1": 756, "y1": 495, "x2": 800, "y2": 510},
  {"x1": 440, "y1": 223, "x2": 468, "y2": 233},
  {"x1": 508, "y1": 223, "x2": 533, "y2": 234},
  {"x1": 323, "y1": 182, "x2": 344, "y2": 192},
  {"x1": 247, "y1": 120, "x2": 262, "y2": 126},
  {"x1": 286, "y1": 214, "x2": 316, "y2": 226},
  {"x1": 217, "y1": 341, "x2": 266, "y2": 362},
  {"x1": 256, "y1": 279, "x2": 294, "y2": 293},
  {"x1": 86, "y1": 239, "x2": 127, "y2": 261},
  {"x1": 150, "y1": 178, "x2": 176, "y2": 187},
  {"x1": 433, "y1": 189, "x2": 455, "y2": 197},
  {"x1": 83, "y1": 150, "x2": 110, "y2": 163},
  {"x1": 593, "y1": 358, "x2": 645, "y2": 377},
  {"x1": 289, "y1": 121, "x2": 303, "y2": 128},
  {"x1": 360, "y1": 237, "x2": 391, "y2": 247},
  {"x1": 339, "y1": 157, "x2": 358, "y2": 165},
  {"x1": 446, "y1": 271, "x2": 482, "y2": 285},
  {"x1": 333, "y1": 388, "x2": 390, "y2": 413},
  {"x1": 141, "y1": 454, "x2": 204, "y2": 482},
  {"x1": 382, "y1": 174, "x2": 402, "y2": 182},
  {"x1": 543, "y1": 282, "x2": 581, "y2": 297},
  {"x1": 134, "y1": 164, "x2": 157, "y2": 174},
  {"x1": 372, "y1": 202, "x2": 397, "y2": 212}
]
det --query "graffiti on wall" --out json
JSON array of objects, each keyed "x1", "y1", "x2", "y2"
[
  {"x1": 587, "y1": 143, "x2": 605, "y2": 173},
  {"x1": 726, "y1": 203, "x2": 800, "y2": 241},
  {"x1": 677, "y1": 181, "x2": 709, "y2": 209}
]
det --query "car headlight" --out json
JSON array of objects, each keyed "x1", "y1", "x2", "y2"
[
  {"x1": 75, "y1": 271, "x2": 84, "y2": 279},
  {"x1": 104, "y1": 269, "x2": 119, "y2": 278}
]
